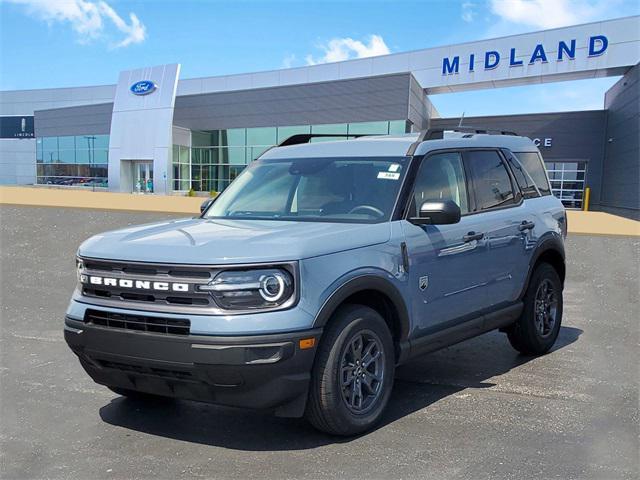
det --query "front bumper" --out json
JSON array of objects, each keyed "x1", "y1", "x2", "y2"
[{"x1": 64, "y1": 317, "x2": 322, "y2": 417}]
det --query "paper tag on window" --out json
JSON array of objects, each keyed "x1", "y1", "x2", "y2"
[
  {"x1": 378, "y1": 171, "x2": 400, "y2": 180},
  {"x1": 388, "y1": 164, "x2": 400, "y2": 172}
]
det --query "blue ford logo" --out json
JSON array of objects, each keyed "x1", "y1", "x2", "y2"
[{"x1": 130, "y1": 80, "x2": 156, "y2": 95}]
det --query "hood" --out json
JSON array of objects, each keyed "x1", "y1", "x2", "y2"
[{"x1": 78, "y1": 217, "x2": 391, "y2": 264}]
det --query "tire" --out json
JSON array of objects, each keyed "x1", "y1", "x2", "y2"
[
  {"x1": 107, "y1": 386, "x2": 172, "y2": 402},
  {"x1": 305, "y1": 304, "x2": 395, "y2": 436},
  {"x1": 508, "y1": 262, "x2": 563, "y2": 355}
]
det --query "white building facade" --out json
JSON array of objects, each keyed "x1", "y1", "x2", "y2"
[{"x1": 1, "y1": 16, "x2": 639, "y2": 216}]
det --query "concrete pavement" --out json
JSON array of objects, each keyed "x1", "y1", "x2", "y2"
[{"x1": 0, "y1": 205, "x2": 638, "y2": 479}]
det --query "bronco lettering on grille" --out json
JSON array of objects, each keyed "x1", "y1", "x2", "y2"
[{"x1": 82, "y1": 275, "x2": 189, "y2": 292}]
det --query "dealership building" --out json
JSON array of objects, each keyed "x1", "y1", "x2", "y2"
[{"x1": 1, "y1": 15, "x2": 639, "y2": 218}]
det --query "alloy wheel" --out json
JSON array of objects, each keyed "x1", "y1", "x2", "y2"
[
  {"x1": 534, "y1": 278, "x2": 558, "y2": 338},
  {"x1": 339, "y1": 330, "x2": 385, "y2": 414}
]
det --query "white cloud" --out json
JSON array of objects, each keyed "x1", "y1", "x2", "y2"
[
  {"x1": 489, "y1": 0, "x2": 609, "y2": 29},
  {"x1": 3, "y1": 0, "x2": 146, "y2": 48},
  {"x1": 305, "y1": 34, "x2": 390, "y2": 65},
  {"x1": 462, "y1": 2, "x2": 476, "y2": 22},
  {"x1": 281, "y1": 53, "x2": 296, "y2": 69}
]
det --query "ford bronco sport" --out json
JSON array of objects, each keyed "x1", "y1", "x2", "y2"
[{"x1": 65, "y1": 128, "x2": 567, "y2": 435}]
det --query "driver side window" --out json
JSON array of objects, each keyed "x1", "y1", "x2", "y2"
[{"x1": 410, "y1": 152, "x2": 469, "y2": 216}]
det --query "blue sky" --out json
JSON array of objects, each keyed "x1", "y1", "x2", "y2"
[{"x1": 1, "y1": 0, "x2": 638, "y2": 117}]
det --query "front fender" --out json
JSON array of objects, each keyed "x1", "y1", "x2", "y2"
[{"x1": 312, "y1": 272, "x2": 410, "y2": 334}]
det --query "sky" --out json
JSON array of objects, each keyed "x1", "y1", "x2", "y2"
[{"x1": 0, "y1": 0, "x2": 638, "y2": 117}]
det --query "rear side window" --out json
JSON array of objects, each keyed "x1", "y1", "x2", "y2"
[
  {"x1": 503, "y1": 150, "x2": 540, "y2": 199},
  {"x1": 513, "y1": 152, "x2": 552, "y2": 196},
  {"x1": 465, "y1": 150, "x2": 515, "y2": 211}
]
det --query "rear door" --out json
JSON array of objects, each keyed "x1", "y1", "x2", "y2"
[{"x1": 462, "y1": 149, "x2": 526, "y2": 307}]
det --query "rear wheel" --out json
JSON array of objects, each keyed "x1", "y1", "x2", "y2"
[
  {"x1": 508, "y1": 263, "x2": 563, "y2": 355},
  {"x1": 305, "y1": 304, "x2": 395, "y2": 436}
]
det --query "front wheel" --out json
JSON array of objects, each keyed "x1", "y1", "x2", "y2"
[
  {"x1": 507, "y1": 263, "x2": 563, "y2": 355},
  {"x1": 305, "y1": 304, "x2": 395, "y2": 436}
]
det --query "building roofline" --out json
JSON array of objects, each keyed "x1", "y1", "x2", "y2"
[{"x1": 1, "y1": 15, "x2": 638, "y2": 95}]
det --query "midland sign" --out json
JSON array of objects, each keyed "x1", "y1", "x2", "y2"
[{"x1": 442, "y1": 35, "x2": 608, "y2": 75}]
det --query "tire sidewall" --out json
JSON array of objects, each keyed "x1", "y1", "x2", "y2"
[
  {"x1": 316, "y1": 305, "x2": 395, "y2": 434},
  {"x1": 521, "y1": 263, "x2": 563, "y2": 352}
]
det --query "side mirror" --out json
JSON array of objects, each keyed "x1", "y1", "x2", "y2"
[
  {"x1": 410, "y1": 199, "x2": 461, "y2": 225},
  {"x1": 200, "y1": 197, "x2": 215, "y2": 214}
]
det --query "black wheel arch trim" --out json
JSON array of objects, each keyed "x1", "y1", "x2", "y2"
[
  {"x1": 520, "y1": 233, "x2": 566, "y2": 299},
  {"x1": 312, "y1": 275, "x2": 411, "y2": 359}
]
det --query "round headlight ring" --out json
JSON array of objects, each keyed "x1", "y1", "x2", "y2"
[{"x1": 258, "y1": 272, "x2": 286, "y2": 302}]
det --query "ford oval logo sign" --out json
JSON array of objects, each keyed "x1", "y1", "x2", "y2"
[{"x1": 130, "y1": 80, "x2": 156, "y2": 95}]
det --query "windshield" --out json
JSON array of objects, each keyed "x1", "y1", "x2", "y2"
[{"x1": 204, "y1": 157, "x2": 408, "y2": 223}]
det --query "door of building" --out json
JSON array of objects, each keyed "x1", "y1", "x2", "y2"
[
  {"x1": 132, "y1": 161, "x2": 154, "y2": 194},
  {"x1": 545, "y1": 160, "x2": 587, "y2": 209}
]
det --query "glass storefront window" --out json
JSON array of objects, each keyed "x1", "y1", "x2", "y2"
[
  {"x1": 42, "y1": 136, "x2": 58, "y2": 151},
  {"x1": 347, "y1": 121, "x2": 389, "y2": 135},
  {"x1": 223, "y1": 129, "x2": 246, "y2": 146},
  {"x1": 311, "y1": 123, "x2": 348, "y2": 134},
  {"x1": 277, "y1": 125, "x2": 311, "y2": 143},
  {"x1": 226, "y1": 146, "x2": 246, "y2": 165},
  {"x1": 175, "y1": 120, "x2": 410, "y2": 193},
  {"x1": 58, "y1": 136, "x2": 76, "y2": 150},
  {"x1": 93, "y1": 149, "x2": 108, "y2": 164},
  {"x1": 179, "y1": 145, "x2": 190, "y2": 163},
  {"x1": 246, "y1": 127, "x2": 277, "y2": 147},
  {"x1": 36, "y1": 134, "x2": 109, "y2": 187},
  {"x1": 59, "y1": 149, "x2": 76, "y2": 164},
  {"x1": 93, "y1": 134, "x2": 110, "y2": 149},
  {"x1": 388, "y1": 120, "x2": 409, "y2": 135},
  {"x1": 310, "y1": 123, "x2": 348, "y2": 142}
]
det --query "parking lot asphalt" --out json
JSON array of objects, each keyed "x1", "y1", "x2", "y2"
[{"x1": 1, "y1": 205, "x2": 638, "y2": 480}]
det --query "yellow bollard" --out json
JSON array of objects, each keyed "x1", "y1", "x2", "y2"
[{"x1": 583, "y1": 187, "x2": 591, "y2": 211}]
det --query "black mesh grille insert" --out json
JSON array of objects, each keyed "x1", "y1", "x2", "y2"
[
  {"x1": 97, "y1": 359, "x2": 194, "y2": 380},
  {"x1": 85, "y1": 309, "x2": 190, "y2": 335}
]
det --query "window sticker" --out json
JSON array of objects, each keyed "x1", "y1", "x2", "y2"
[
  {"x1": 388, "y1": 164, "x2": 401, "y2": 172},
  {"x1": 378, "y1": 171, "x2": 400, "y2": 180}
]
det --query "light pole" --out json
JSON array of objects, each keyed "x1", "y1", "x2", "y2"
[{"x1": 84, "y1": 136, "x2": 97, "y2": 190}]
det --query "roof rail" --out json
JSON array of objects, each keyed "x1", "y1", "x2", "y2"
[
  {"x1": 278, "y1": 133, "x2": 371, "y2": 147},
  {"x1": 405, "y1": 126, "x2": 519, "y2": 156}
]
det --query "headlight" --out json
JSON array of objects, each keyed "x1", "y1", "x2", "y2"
[
  {"x1": 76, "y1": 258, "x2": 87, "y2": 283},
  {"x1": 199, "y1": 268, "x2": 294, "y2": 310}
]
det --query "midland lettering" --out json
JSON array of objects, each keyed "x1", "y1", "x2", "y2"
[{"x1": 442, "y1": 35, "x2": 608, "y2": 75}]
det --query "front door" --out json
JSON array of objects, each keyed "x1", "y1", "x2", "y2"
[
  {"x1": 133, "y1": 162, "x2": 154, "y2": 193},
  {"x1": 402, "y1": 151, "x2": 491, "y2": 336}
]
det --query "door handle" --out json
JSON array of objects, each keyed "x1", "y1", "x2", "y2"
[
  {"x1": 518, "y1": 221, "x2": 535, "y2": 231},
  {"x1": 463, "y1": 231, "x2": 484, "y2": 242}
]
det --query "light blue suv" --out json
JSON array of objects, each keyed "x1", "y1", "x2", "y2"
[{"x1": 65, "y1": 128, "x2": 567, "y2": 435}]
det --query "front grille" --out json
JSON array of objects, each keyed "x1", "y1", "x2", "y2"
[
  {"x1": 84, "y1": 260, "x2": 211, "y2": 279},
  {"x1": 80, "y1": 259, "x2": 214, "y2": 309},
  {"x1": 85, "y1": 309, "x2": 190, "y2": 335}
]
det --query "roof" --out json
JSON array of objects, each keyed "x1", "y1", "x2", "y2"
[
  {"x1": 414, "y1": 134, "x2": 538, "y2": 155},
  {"x1": 260, "y1": 134, "x2": 420, "y2": 159},
  {"x1": 260, "y1": 132, "x2": 538, "y2": 160}
]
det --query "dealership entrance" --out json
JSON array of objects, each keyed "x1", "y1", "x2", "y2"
[{"x1": 130, "y1": 161, "x2": 154, "y2": 194}]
